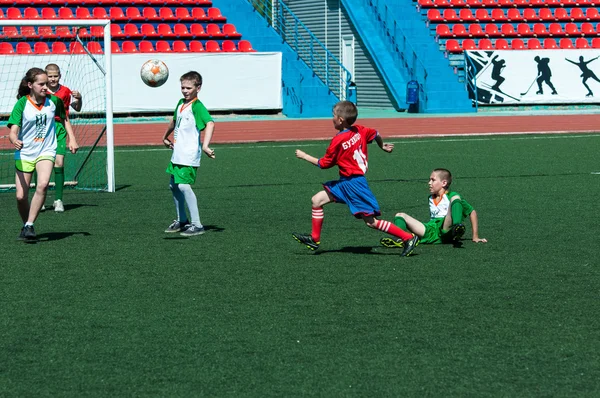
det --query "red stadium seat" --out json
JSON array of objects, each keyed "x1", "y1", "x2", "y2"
[
  {"x1": 121, "y1": 41, "x2": 138, "y2": 53},
  {"x1": 16, "y1": 42, "x2": 33, "y2": 54},
  {"x1": 475, "y1": 9, "x2": 491, "y2": 23},
  {"x1": 191, "y1": 8, "x2": 209, "y2": 21},
  {"x1": 190, "y1": 23, "x2": 208, "y2": 38},
  {"x1": 451, "y1": 24, "x2": 468, "y2": 37},
  {"x1": 543, "y1": 38, "x2": 558, "y2": 49},
  {"x1": 21, "y1": 26, "x2": 38, "y2": 38},
  {"x1": 111, "y1": 42, "x2": 121, "y2": 53},
  {"x1": 189, "y1": 40, "x2": 204, "y2": 52},
  {"x1": 469, "y1": 23, "x2": 485, "y2": 37},
  {"x1": 523, "y1": 9, "x2": 538, "y2": 22},
  {"x1": 58, "y1": 7, "x2": 74, "y2": 19},
  {"x1": 52, "y1": 42, "x2": 68, "y2": 54},
  {"x1": 159, "y1": 7, "x2": 177, "y2": 21},
  {"x1": 126, "y1": 7, "x2": 144, "y2": 21},
  {"x1": 443, "y1": 9, "x2": 459, "y2": 22},
  {"x1": 76, "y1": 27, "x2": 91, "y2": 39},
  {"x1": 501, "y1": 23, "x2": 516, "y2": 36},
  {"x1": 157, "y1": 23, "x2": 174, "y2": 38},
  {"x1": 110, "y1": 7, "x2": 125, "y2": 21},
  {"x1": 491, "y1": 9, "x2": 507, "y2": 23},
  {"x1": 581, "y1": 22, "x2": 594, "y2": 35},
  {"x1": 559, "y1": 38, "x2": 574, "y2": 48},
  {"x1": 511, "y1": 38, "x2": 525, "y2": 49},
  {"x1": 87, "y1": 41, "x2": 103, "y2": 54},
  {"x1": 545, "y1": 0, "x2": 561, "y2": 5},
  {"x1": 56, "y1": 26, "x2": 74, "y2": 39},
  {"x1": 529, "y1": 0, "x2": 544, "y2": 6},
  {"x1": 207, "y1": 7, "x2": 226, "y2": 22},
  {"x1": 481, "y1": 0, "x2": 497, "y2": 7},
  {"x1": 539, "y1": 9, "x2": 554, "y2": 22},
  {"x1": 143, "y1": 7, "x2": 159, "y2": 21},
  {"x1": 70, "y1": 42, "x2": 86, "y2": 54},
  {"x1": 41, "y1": 8, "x2": 57, "y2": 19},
  {"x1": 436, "y1": 24, "x2": 451, "y2": 37},
  {"x1": 560, "y1": 0, "x2": 576, "y2": 5},
  {"x1": 205, "y1": 40, "x2": 221, "y2": 52},
  {"x1": 76, "y1": 8, "x2": 93, "y2": 19},
  {"x1": 586, "y1": 8, "x2": 600, "y2": 21},
  {"x1": 466, "y1": 0, "x2": 481, "y2": 7},
  {"x1": 172, "y1": 40, "x2": 188, "y2": 52},
  {"x1": 93, "y1": 8, "x2": 109, "y2": 19},
  {"x1": 511, "y1": 0, "x2": 528, "y2": 6},
  {"x1": 576, "y1": 37, "x2": 591, "y2": 48},
  {"x1": 533, "y1": 23, "x2": 549, "y2": 37},
  {"x1": 428, "y1": 9, "x2": 442, "y2": 22},
  {"x1": 564, "y1": 23, "x2": 580, "y2": 36},
  {"x1": 592, "y1": 37, "x2": 600, "y2": 48},
  {"x1": 38, "y1": 26, "x2": 56, "y2": 39},
  {"x1": 141, "y1": 24, "x2": 159, "y2": 38},
  {"x1": 517, "y1": 23, "x2": 532, "y2": 36},
  {"x1": 90, "y1": 26, "x2": 104, "y2": 38},
  {"x1": 175, "y1": 8, "x2": 194, "y2": 21},
  {"x1": 527, "y1": 38, "x2": 542, "y2": 49},
  {"x1": 111, "y1": 24, "x2": 125, "y2": 38},
  {"x1": 139, "y1": 40, "x2": 155, "y2": 52},
  {"x1": 462, "y1": 38, "x2": 476, "y2": 50},
  {"x1": 450, "y1": 0, "x2": 466, "y2": 6},
  {"x1": 507, "y1": 9, "x2": 522, "y2": 23},
  {"x1": 459, "y1": 9, "x2": 475, "y2": 22},
  {"x1": 124, "y1": 24, "x2": 142, "y2": 38},
  {"x1": 485, "y1": 23, "x2": 501, "y2": 37},
  {"x1": 434, "y1": 0, "x2": 451, "y2": 6},
  {"x1": 238, "y1": 39, "x2": 256, "y2": 52},
  {"x1": 222, "y1": 40, "x2": 238, "y2": 52},
  {"x1": 3, "y1": 26, "x2": 19, "y2": 38},
  {"x1": 156, "y1": 40, "x2": 172, "y2": 52},
  {"x1": 478, "y1": 38, "x2": 493, "y2": 49},
  {"x1": 24, "y1": 8, "x2": 40, "y2": 19},
  {"x1": 570, "y1": 8, "x2": 586, "y2": 22},
  {"x1": 173, "y1": 23, "x2": 191, "y2": 38},
  {"x1": 445, "y1": 39, "x2": 461, "y2": 52},
  {"x1": 34, "y1": 42, "x2": 51, "y2": 54},
  {"x1": 7, "y1": 8, "x2": 22, "y2": 19},
  {"x1": 548, "y1": 23, "x2": 564, "y2": 36},
  {"x1": 554, "y1": 8, "x2": 570, "y2": 22},
  {"x1": 495, "y1": 38, "x2": 509, "y2": 49},
  {"x1": 0, "y1": 42, "x2": 15, "y2": 54},
  {"x1": 207, "y1": 23, "x2": 224, "y2": 38}
]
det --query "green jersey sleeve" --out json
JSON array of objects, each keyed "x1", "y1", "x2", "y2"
[
  {"x1": 49, "y1": 95, "x2": 67, "y2": 123},
  {"x1": 192, "y1": 100, "x2": 213, "y2": 132},
  {"x1": 173, "y1": 99, "x2": 184, "y2": 122},
  {"x1": 7, "y1": 96, "x2": 27, "y2": 128},
  {"x1": 448, "y1": 191, "x2": 474, "y2": 217}
]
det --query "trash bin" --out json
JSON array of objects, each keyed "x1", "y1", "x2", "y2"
[{"x1": 406, "y1": 80, "x2": 419, "y2": 113}]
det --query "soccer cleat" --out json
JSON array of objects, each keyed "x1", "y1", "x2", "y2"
[
  {"x1": 40, "y1": 205, "x2": 46, "y2": 212},
  {"x1": 451, "y1": 223, "x2": 466, "y2": 242},
  {"x1": 22, "y1": 225, "x2": 36, "y2": 241},
  {"x1": 17, "y1": 227, "x2": 26, "y2": 240},
  {"x1": 180, "y1": 225, "x2": 205, "y2": 237},
  {"x1": 53, "y1": 200, "x2": 64, "y2": 213},
  {"x1": 292, "y1": 233, "x2": 320, "y2": 251},
  {"x1": 165, "y1": 220, "x2": 190, "y2": 233},
  {"x1": 380, "y1": 237, "x2": 404, "y2": 249},
  {"x1": 401, "y1": 235, "x2": 419, "y2": 257}
]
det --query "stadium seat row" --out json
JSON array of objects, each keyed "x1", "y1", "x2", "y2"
[
  {"x1": 445, "y1": 36, "x2": 600, "y2": 50},
  {"x1": 0, "y1": 6, "x2": 225, "y2": 22},
  {"x1": 418, "y1": 0, "x2": 598, "y2": 8},
  {"x1": 0, "y1": 39, "x2": 256, "y2": 54},
  {"x1": 0, "y1": 23, "x2": 241, "y2": 39},
  {"x1": 427, "y1": 7, "x2": 600, "y2": 22},
  {"x1": 436, "y1": 21, "x2": 600, "y2": 36},
  {"x1": 0, "y1": 0, "x2": 211, "y2": 6}
]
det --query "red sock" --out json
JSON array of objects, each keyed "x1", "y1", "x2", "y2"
[
  {"x1": 311, "y1": 207, "x2": 324, "y2": 242},
  {"x1": 375, "y1": 219, "x2": 413, "y2": 241}
]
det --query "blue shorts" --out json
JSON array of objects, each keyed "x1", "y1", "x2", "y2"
[{"x1": 323, "y1": 175, "x2": 381, "y2": 218}]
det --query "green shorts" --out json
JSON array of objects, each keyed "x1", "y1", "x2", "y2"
[
  {"x1": 421, "y1": 218, "x2": 453, "y2": 244},
  {"x1": 166, "y1": 162, "x2": 197, "y2": 184},
  {"x1": 56, "y1": 123, "x2": 67, "y2": 156},
  {"x1": 16, "y1": 156, "x2": 55, "y2": 173}
]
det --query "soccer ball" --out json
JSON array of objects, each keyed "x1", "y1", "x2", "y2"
[{"x1": 140, "y1": 59, "x2": 169, "y2": 87}]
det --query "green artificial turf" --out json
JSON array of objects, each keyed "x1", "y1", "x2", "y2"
[{"x1": 1, "y1": 133, "x2": 599, "y2": 396}]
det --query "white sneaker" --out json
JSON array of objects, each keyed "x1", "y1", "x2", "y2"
[
  {"x1": 53, "y1": 200, "x2": 64, "y2": 213},
  {"x1": 40, "y1": 205, "x2": 46, "y2": 211}
]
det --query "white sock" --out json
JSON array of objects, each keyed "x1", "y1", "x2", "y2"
[
  {"x1": 170, "y1": 177, "x2": 188, "y2": 222},
  {"x1": 178, "y1": 183, "x2": 202, "y2": 227}
]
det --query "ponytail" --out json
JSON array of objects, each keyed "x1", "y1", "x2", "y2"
[{"x1": 17, "y1": 67, "x2": 46, "y2": 99}]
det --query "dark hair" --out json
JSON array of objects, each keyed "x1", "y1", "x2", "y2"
[
  {"x1": 17, "y1": 67, "x2": 47, "y2": 99},
  {"x1": 333, "y1": 101, "x2": 358, "y2": 125},
  {"x1": 433, "y1": 168, "x2": 452, "y2": 188},
  {"x1": 180, "y1": 71, "x2": 202, "y2": 87}
]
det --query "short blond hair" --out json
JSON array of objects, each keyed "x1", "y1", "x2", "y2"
[
  {"x1": 433, "y1": 168, "x2": 452, "y2": 188},
  {"x1": 333, "y1": 101, "x2": 358, "y2": 125},
  {"x1": 45, "y1": 63, "x2": 61, "y2": 73}
]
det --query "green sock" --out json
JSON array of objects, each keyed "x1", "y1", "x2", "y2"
[
  {"x1": 451, "y1": 199, "x2": 464, "y2": 225},
  {"x1": 54, "y1": 167, "x2": 64, "y2": 201},
  {"x1": 394, "y1": 215, "x2": 408, "y2": 230}
]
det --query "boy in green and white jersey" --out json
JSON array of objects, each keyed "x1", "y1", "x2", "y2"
[
  {"x1": 162, "y1": 71, "x2": 215, "y2": 237},
  {"x1": 380, "y1": 168, "x2": 487, "y2": 248},
  {"x1": 7, "y1": 67, "x2": 78, "y2": 240}
]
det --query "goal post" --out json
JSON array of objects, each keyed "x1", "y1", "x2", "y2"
[{"x1": 0, "y1": 19, "x2": 114, "y2": 193}]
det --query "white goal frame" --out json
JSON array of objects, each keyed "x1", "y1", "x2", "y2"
[{"x1": 0, "y1": 19, "x2": 115, "y2": 192}]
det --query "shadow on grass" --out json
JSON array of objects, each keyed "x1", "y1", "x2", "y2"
[
  {"x1": 23, "y1": 231, "x2": 92, "y2": 244},
  {"x1": 314, "y1": 246, "x2": 383, "y2": 255},
  {"x1": 163, "y1": 224, "x2": 225, "y2": 239}
]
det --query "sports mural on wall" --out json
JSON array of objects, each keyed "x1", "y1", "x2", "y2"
[{"x1": 465, "y1": 50, "x2": 600, "y2": 105}]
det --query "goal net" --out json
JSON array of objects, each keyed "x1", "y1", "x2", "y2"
[{"x1": 0, "y1": 19, "x2": 114, "y2": 193}]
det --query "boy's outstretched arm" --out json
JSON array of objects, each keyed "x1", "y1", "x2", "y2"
[
  {"x1": 469, "y1": 210, "x2": 487, "y2": 243},
  {"x1": 202, "y1": 121, "x2": 216, "y2": 159},
  {"x1": 295, "y1": 150, "x2": 319, "y2": 166},
  {"x1": 374, "y1": 134, "x2": 394, "y2": 153},
  {"x1": 71, "y1": 91, "x2": 82, "y2": 112}
]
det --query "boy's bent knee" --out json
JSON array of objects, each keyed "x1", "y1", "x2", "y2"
[{"x1": 395, "y1": 212, "x2": 407, "y2": 218}]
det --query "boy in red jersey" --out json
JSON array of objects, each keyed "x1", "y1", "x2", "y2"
[
  {"x1": 292, "y1": 101, "x2": 419, "y2": 257},
  {"x1": 45, "y1": 63, "x2": 82, "y2": 213}
]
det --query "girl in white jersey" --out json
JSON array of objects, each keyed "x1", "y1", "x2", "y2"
[
  {"x1": 7, "y1": 67, "x2": 78, "y2": 241},
  {"x1": 162, "y1": 71, "x2": 215, "y2": 237}
]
